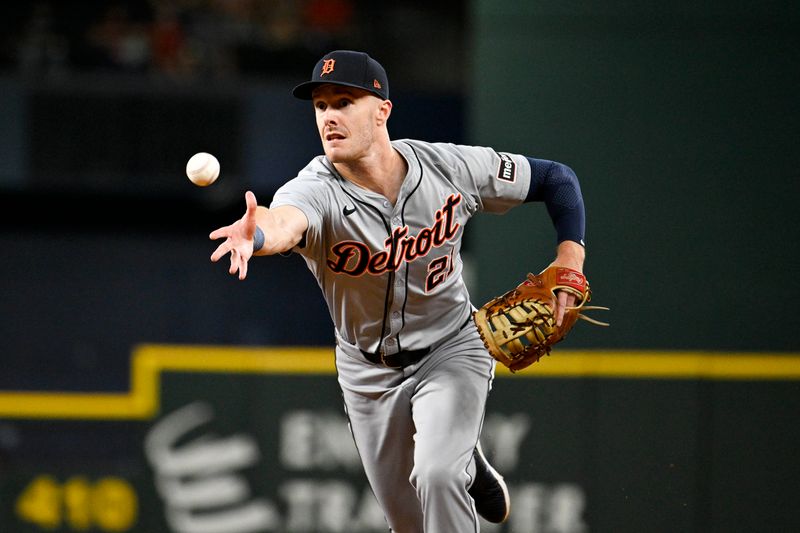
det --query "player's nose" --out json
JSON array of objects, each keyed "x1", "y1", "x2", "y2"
[{"x1": 322, "y1": 108, "x2": 339, "y2": 125}]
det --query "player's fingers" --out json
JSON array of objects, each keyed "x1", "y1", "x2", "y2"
[
  {"x1": 556, "y1": 291, "x2": 568, "y2": 327},
  {"x1": 228, "y1": 249, "x2": 239, "y2": 275},
  {"x1": 209, "y1": 224, "x2": 234, "y2": 240},
  {"x1": 210, "y1": 241, "x2": 231, "y2": 262},
  {"x1": 245, "y1": 190, "x2": 257, "y2": 214},
  {"x1": 238, "y1": 256, "x2": 248, "y2": 280},
  {"x1": 567, "y1": 293, "x2": 577, "y2": 308}
]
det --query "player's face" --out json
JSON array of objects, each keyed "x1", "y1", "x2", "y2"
[{"x1": 312, "y1": 85, "x2": 385, "y2": 164}]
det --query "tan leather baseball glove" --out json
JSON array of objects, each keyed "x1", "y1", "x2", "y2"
[{"x1": 473, "y1": 266, "x2": 609, "y2": 372}]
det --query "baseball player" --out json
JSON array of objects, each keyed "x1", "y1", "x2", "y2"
[{"x1": 210, "y1": 50, "x2": 586, "y2": 532}]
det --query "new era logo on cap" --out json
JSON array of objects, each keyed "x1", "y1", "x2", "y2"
[{"x1": 293, "y1": 50, "x2": 389, "y2": 101}]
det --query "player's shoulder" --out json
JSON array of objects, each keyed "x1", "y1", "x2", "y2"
[
  {"x1": 281, "y1": 156, "x2": 339, "y2": 189},
  {"x1": 396, "y1": 138, "x2": 498, "y2": 156},
  {"x1": 393, "y1": 138, "x2": 495, "y2": 171},
  {"x1": 393, "y1": 138, "x2": 460, "y2": 156},
  {"x1": 296, "y1": 156, "x2": 337, "y2": 181},
  {"x1": 273, "y1": 157, "x2": 344, "y2": 210},
  {"x1": 393, "y1": 138, "x2": 461, "y2": 165}
]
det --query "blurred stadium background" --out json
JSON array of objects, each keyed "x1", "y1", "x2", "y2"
[{"x1": 0, "y1": 1, "x2": 798, "y2": 532}]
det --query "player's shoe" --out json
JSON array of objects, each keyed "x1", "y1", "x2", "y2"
[{"x1": 468, "y1": 442, "x2": 510, "y2": 523}]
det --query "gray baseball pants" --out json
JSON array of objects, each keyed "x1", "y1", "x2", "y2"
[{"x1": 335, "y1": 324, "x2": 496, "y2": 532}]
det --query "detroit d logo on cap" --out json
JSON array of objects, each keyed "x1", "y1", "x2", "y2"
[{"x1": 321, "y1": 59, "x2": 336, "y2": 75}]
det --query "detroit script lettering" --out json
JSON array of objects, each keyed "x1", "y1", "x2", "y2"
[{"x1": 327, "y1": 194, "x2": 462, "y2": 276}]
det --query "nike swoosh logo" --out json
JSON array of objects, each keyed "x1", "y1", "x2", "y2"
[{"x1": 343, "y1": 206, "x2": 356, "y2": 216}]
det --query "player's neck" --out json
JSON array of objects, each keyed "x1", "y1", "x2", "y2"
[{"x1": 334, "y1": 142, "x2": 407, "y2": 205}]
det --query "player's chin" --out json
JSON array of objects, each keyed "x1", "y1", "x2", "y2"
[{"x1": 324, "y1": 144, "x2": 350, "y2": 163}]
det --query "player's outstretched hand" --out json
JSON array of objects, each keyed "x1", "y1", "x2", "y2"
[{"x1": 209, "y1": 190, "x2": 259, "y2": 280}]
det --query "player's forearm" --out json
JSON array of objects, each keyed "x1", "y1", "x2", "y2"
[
  {"x1": 525, "y1": 158, "x2": 586, "y2": 246},
  {"x1": 253, "y1": 206, "x2": 306, "y2": 255}
]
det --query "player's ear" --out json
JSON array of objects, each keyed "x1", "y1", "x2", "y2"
[{"x1": 376, "y1": 99, "x2": 392, "y2": 126}]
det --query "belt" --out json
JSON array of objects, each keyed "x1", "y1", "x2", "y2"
[
  {"x1": 360, "y1": 316, "x2": 473, "y2": 369},
  {"x1": 360, "y1": 347, "x2": 430, "y2": 368}
]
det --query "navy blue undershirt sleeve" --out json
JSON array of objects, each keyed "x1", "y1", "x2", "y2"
[{"x1": 524, "y1": 157, "x2": 586, "y2": 246}]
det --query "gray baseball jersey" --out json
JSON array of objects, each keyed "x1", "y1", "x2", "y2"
[{"x1": 270, "y1": 139, "x2": 531, "y2": 356}]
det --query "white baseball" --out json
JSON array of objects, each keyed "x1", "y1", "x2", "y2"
[{"x1": 186, "y1": 152, "x2": 220, "y2": 187}]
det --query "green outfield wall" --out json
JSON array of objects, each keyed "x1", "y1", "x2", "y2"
[
  {"x1": 462, "y1": 2, "x2": 800, "y2": 530},
  {"x1": 468, "y1": 0, "x2": 800, "y2": 351},
  {"x1": 2, "y1": 346, "x2": 799, "y2": 533}
]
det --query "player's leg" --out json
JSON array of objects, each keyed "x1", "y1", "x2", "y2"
[
  {"x1": 335, "y1": 347, "x2": 423, "y2": 533},
  {"x1": 409, "y1": 325, "x2": 498, "y2": 531}
]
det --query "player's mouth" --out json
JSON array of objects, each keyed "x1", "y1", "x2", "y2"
[{"x1": 326, "y1": 132, "x2": 346, "y2": 142}]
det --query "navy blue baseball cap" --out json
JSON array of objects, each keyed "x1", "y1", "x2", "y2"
[{"x1": 292, "y1": 50, "x2": 389, "y2": 101}]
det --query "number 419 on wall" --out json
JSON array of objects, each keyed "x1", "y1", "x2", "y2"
[{"x1": 15, "y1": 475, "x2": 138, "y2": 531}]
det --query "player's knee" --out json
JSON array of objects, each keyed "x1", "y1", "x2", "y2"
[{"x1": 410, "y1": 460, "x2": 463, "y2": 493}]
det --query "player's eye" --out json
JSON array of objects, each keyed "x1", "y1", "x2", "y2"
[
  {"x1": 314, "y1": 101, "x2": 326, "y2": 111},
  {"x1": 338, "y1": 99, "x2": 350, "y2": 108}
]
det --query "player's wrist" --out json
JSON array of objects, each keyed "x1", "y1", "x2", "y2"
[
  {"x1": 553, "y1": 241, "x2": 585, "y2": 270},
  {"x1": 253, "y1": 226, "x2": 265, "y2": 252}
]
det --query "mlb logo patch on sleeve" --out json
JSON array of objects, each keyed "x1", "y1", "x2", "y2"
[{"x1": 496, "y1": 153, "x2": 516, "y2": 182}]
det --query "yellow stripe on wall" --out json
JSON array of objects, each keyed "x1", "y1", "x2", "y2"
[
  {"x1": 493, "y1": 351, "x2": 800, "y2": 379},
  {"x1": 0, "y1": 346, "x2": 798, "y2": 420}
]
